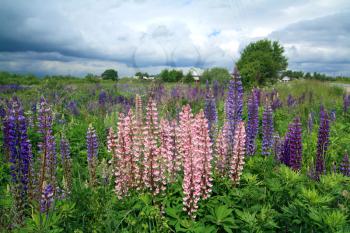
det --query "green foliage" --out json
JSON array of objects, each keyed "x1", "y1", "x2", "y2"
[
  {"x1": 101, "y1": 69, "x2": 118, "y2": 81},
  {"x1": 201, "y1": 67, "x2": 231, "y2": 84},
  {"x1": 237, "y1": 39, "x2": 288, "y2": 87},
  {"x1": 159, "y1": 69, "x2": 184, "y2": 82}
]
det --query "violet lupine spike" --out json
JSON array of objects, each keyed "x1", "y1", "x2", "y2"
[
  {"x1": 215, "y1": 123, "x2": 229, "y2": 176},
  {"x1": 7, "y1": 97, "x2": 32, "y2": 224},
  {"x1": 38, "y1": 97, "x2": 57, "y2": 198},
  {"x1": 288, "y1": 117, "x2": 303, "y2": 171},
  {"x1": 180, "y1": 105, "x2": 201, "y2": 219},
  {"x1": 315, "y1": 107, "x2": 330, "y2": 180},
  {"x1": 246, "y1": 91, "x2": 259, "y2": 156},
  {"x1": 194, "y1": 110, "x2": 213, "y2": 200},
  {"x1": 262, "y1": 102, "x2": 274, "y2": 156},
  {"x1": 2, "y1": 107, "x2": 11, "y2": 161},
  {"x1": 213, "y1": 80, "x2": 219, "y2": 100},
  {"x1": 143, "y1": 97, "x2": 163, "y2": 196},
  {"x1": 204, "y1": 90, "x2": 218, "y2": 141},
  {"x1": 40, "y1": 183, "x2": 54, "y2": 214},
  {"x1": 86, "y1": 124, "x2": 98, "y2": 187},
  {"x1": 60, "y1": 137, "x2": 72, "y2": 194},
  {"x1": 229, "y1": 121, "x2": 246, "y2": 185},
  {"x1": 225, "y1": 67, "x2": 243, "y2": 145},
  {"x1": 280, "y1": 124, "x2": 292, "y2": 166},
  {"x1": 339, "y1": 153, "x2": 349, "y2": 177}
]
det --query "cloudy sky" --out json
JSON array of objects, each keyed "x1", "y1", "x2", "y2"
[{"x1": 0, "y1": 0, "x2": 349, "y2": 77}]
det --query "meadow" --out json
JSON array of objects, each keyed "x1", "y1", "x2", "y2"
[{"x1": 0, "y1": 76, "x2": 350, "y2": 233}]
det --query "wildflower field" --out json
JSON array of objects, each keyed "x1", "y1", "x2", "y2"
[{"x1": 0, "y1": 74, "x2": 350, "y2": 232}]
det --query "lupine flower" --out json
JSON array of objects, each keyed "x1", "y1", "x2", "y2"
[
  {"x1": 225, "y1": 67, "x2": 243, "y2": 145},
  {"x1": 213, "y1": 80, "x2": 219, "y2": 100},
  {"x1": 315, "y1": 107, "x2": 330, "y2": 180},
  {"x1": 67, "y1": 100, "x2": 80, "y2": 116},
  {"x1": 339, "y1": 153, "x2": 349, "y2": 177},
  {"x1": 288, "y1": 117, "x2": 303, "y2": 171},
  {"x1": 215, "y1": 123, "x2": 229, "y2": 176},
  {"x1": 143, "y1": 97, "x2": 163, "y2": 195},
  {"x1": 1, "y1": 107, "x2": 11, "y2": 160},
  {"x1": 330, "y1": 110, "x2": 336, "y2": 122},
  {"x1": 246, "y1": 91, "x2": 259, "y2": 156},
  {"x1": 87, "y1": 124, "x2": 98, "y2": 186},
  {"x1": 7, "y1": 97, "x2": 32, "y2": 224},
  {"x1": 60, "y1": 137, "x2": 72, "y2": 194},
  {"x1": 99, "y1": 91, "x2": 107, "y2": 106},
  {"x1": 134, "y1": 94, "x2": 144, "y2": 189},
  {"x1": 229, "y1": 121, "x2": 246, "y2": 185},
  {"x1": 194, "y1": 110, "x2": 213, "y2": 199},
  {"x1": 38, "y1": 97, "x2": 57, "y2": 198},
  {"x1": 40, "y1": 183, "x2": 54, "y2": 214},
  {"x1": 307, "y1": 112, "x2": 314, "y2": 134},
  {"x1": 287, "y1": 94, "x2": 295, "y2": 107},
  {"x1": 272, "y1": 134, "x2": 283, "y2": 162},
  {"x1": 204, "y1": 90, "x2": 218, "y2": 141},
  {"x1": 262, "y1": 102, "x2": 274, "y2": 156},
  {"x1": 180, "y1": 105, "x2": 201, "y2": 219},
  {"x1": 280, "y1": 125, "x2": 292, "y2": 165}
]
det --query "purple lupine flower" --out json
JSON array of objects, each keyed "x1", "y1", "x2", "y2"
[
  {"x1": 253, "y1": 88, "x2": 261, "y2": 106},
  {"x1": 2, "y1": 107, "x2": 11, "y2": 160},
  {"x1": 287, "y1": 94, "x2": 295, "y2": 107},
  {"x1": 0, "y1": 104, "x2": 5, "y2": 118},
  {"x1": 280, "y1": 124, "x2": 292, "y2": 165},
  {"x1": 315, "y1": 107, "x2": 330, "y2": 180},
  {"x1": 213, "y1": 80, "x2": 219, "y2": 99},
  {"x1": 7, "y1": 97, "x2": 32, "y2": 223},
  {"x1": 307, "y1": 112, "x2": 314, "y2": 134},
  {"x1": 68, "y1": 100, "x2": 80, "y2": 116},
  {"x1": 288, "y1": 117, "x2": 303, "y2": 171},
  {"x1": 262, "y1": 102, "x2": 274, "y2": 156},
  {"x1": 40, "y1": 183, "x2": 54, "y2": 214},
  {"x1": 204, "y1": 90, "x2": 217, "y2": 141},
  {"x1": 330, "y1": 110, "x2": 336, "y2": 122},
  {"x1": 246, "y1": 91, "x2": 259, "y2": 156},
  {"x1": 60, "y1": 137, "x2": 73, "y2": 193},
  {"x1": 225, "y1": 67, "x2": 243, "y2": 145},
  {"x1": 87, "y1": 124, "x2": 98, "y2": 186},
  {"x1": 99, "y1": 91, "x2": 107, "y2": 106},
  {"x1": 38, "y1": 97, "x2": 57, "y2": 198},
  {"x1": 339, "y1": 153, "x2": 349, "y2": 176}
]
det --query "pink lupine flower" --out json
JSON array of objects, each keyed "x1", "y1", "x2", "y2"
[
  {"x1": 215, "y1": 123, "x2": 229, "y2": 176},
  {"x1": 229, "y1": 121, "x2": 246, "y2": 185},
  {"x1": 134, "y1": 94, "x2": 145, "y2": 189},
  {"x1": 180, "y1": 105, "x2": 201, "y2": 219},
  {"x1": 193, "y1": 110, "x2": 213, "y2": 200},
  {"x1": 114, "y1": 113, "x2": 131, "y2": 199},
  {"x1": 143, "y1": 97, "x2": 163, "y2": 195}
]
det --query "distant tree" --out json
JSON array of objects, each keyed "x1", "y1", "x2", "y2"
[
  {"x1": 183, "y1": 71, "x2": 194, "y2": 83},
  {"x1": 101, "y1": 69, "x2": 118, "y2": 81},
  {"x1": 201, "y1": 67, "x2": 231, "y2": 84},
  {"x1": 159, "y1": 69, "x2": 183, "y2": 82},
  {"x1": 237, "y1": 39, "x2": 288, "y2": 87}
]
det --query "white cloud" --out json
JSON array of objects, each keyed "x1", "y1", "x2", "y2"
[{"x1": 0, "y1": 0, "x2": 349, "y2": 76}]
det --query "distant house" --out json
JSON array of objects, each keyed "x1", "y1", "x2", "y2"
[
  {"x1": 143, "y1": 76, "x2": 155, "y2": 80},
  {"x1": 282, "y1": 76, "x2": 290, "y2": 82},
  {"x1": 189, "y1": 68, "x2": 203, "y2": 83}
]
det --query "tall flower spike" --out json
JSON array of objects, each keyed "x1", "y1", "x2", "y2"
[
  {"x1": 215, "y1": 123, "x2": 229, "y2": 176},
  {"x1": 134, "y1": 94, "x2": 145, "y2": 189},
  {"x1": 262, "y1": 101, "x2": 274, "y2": 156},
  {"x1": 204, "y1": 90, "x2": 218, "y2": 141},
  {"x1": 246, "y1": 91, "x2": 259, "y2": 156},
  {"x1": 8, "y1": 97, "x2": 32, "y2": 224},
  {"x1": 86, "y1": 124, "x2": 98, "y2": 187},
  {"x1": 60, "y1": 137, "x2": 72, "y2": 194},
  {"x1": 180, "y1": 105, "x2": 201, "y2": 219},
  {"x1": 315, "y1": 107, "x2": 330, "y2": 180},
  {"x1": 194, "y1": 110, "x2": 213, "y2": 199},
  {"x1": 38, "y1": 97, "x2": 57, "y2": 199},
  {"x1": 40, "y1": 183, "x2": 54, "y2": 214},
  {"x1": 339, "y1": 152, "x2": 349, "y2": 177},
  {"x1": 225, "y1": 67, "x2": 243, "y2": 145},
  {"x1": 229, "y1": 121, "x2": 246, "y2": 185},
  {"x1": 143, "y1": 97, "x2": 163, "y2": 195},
  {"x1": 288, "y1": 117, "x2": 303, "y2": 171}
]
